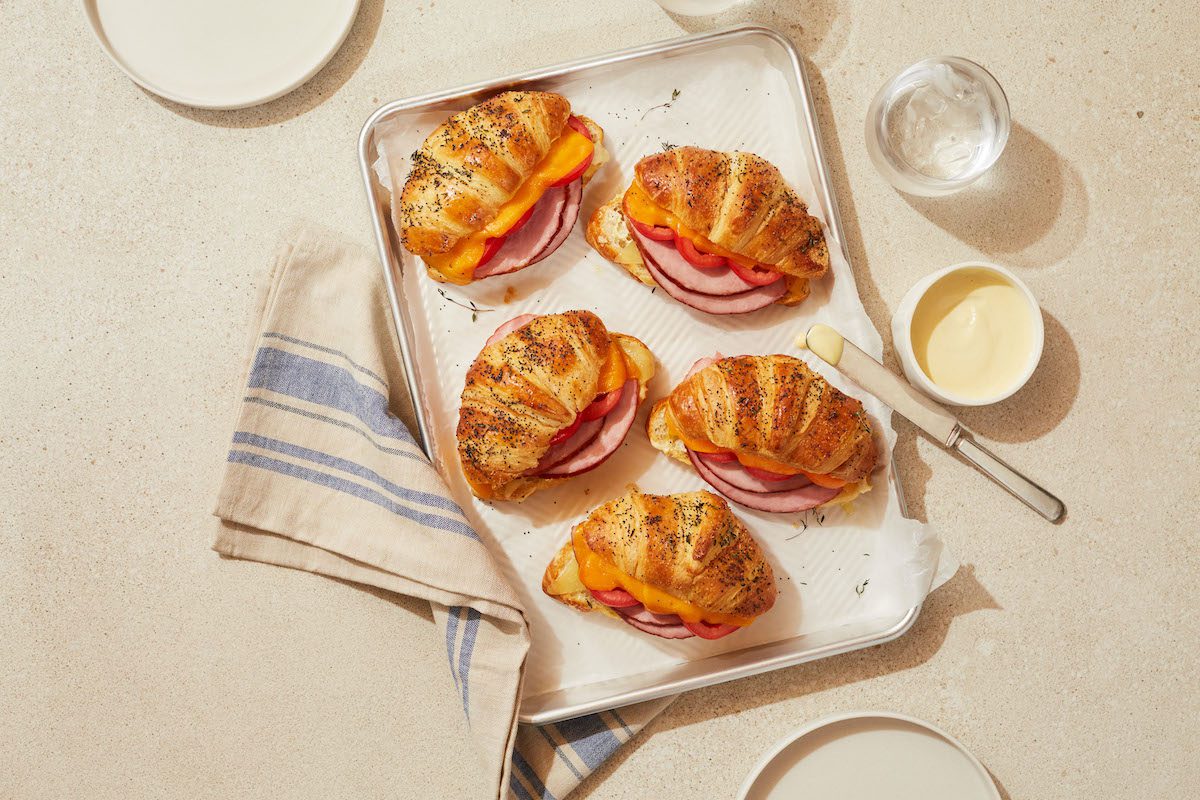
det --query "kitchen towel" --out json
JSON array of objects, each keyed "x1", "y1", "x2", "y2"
[{"x1": 213, "y1": 224, "x2": 670, "y2": 799}]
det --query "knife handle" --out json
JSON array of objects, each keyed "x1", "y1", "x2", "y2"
[
  {"x1": 952, "y1": 434, "x2": 1066, "y2": 523},
  {"x1": 835, "y1": 342, "x2": 961, "y2": 445}
]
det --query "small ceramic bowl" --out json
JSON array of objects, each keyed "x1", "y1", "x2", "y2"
[{"x1": 892, "y1": 261, "x2": 1043, "y2": 406}]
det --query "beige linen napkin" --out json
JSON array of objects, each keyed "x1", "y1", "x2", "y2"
[{"x1": 213, "y1": 224, "x2": 670, "y2": 799}]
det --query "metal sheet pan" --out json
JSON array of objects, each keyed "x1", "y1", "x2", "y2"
[{"x1": 358, "y1": 24, "x2": 920, "y2": 725}]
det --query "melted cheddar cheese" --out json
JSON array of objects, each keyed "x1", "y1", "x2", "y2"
[
  {"x1": 426, "y1": 127, "x2": 595, "y2": 283},
  {"x1": 623, "y1": 181, "x2": 768, "y2": 271},
  {"x1": 596, "y1": 342, "x2": 628, "y2": 394},
  {"x1": 572, "y1": 527, "x2": 754, "y2": 627}
]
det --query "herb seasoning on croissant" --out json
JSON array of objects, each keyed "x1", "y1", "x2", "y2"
[
  {"x1": 648, "y1": 354, "x2": 877, "y2": 511},
  {"x1": 456, "y1": 311, "x2": 655, "y2": 501},
  {"x1": 397, "y1": 90, "x2": 609, "y2": 285},
  {"x1": 585, "y1": 146, "x2": 827, "y2": 314},
  {"x1": 542, "y1": 486, "x2": 777, "y2": 640}
]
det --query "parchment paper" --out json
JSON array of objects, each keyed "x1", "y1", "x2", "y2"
[{"x1": 374, "y1": 42, "x2": 956, "y2": 697}]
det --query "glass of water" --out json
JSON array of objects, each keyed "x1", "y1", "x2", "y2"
[{"x1": 865, "y1": 56, "x2": 1010, "y2": 196}]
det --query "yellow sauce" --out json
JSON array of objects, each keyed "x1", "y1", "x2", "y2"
[
  {"x1": 801, "y1": 323, "x2": 844, "y2": 366},
  {"x1": 910, "y1": 268, "x2": 1034, "y2": 399},
  {"x1": 572, "y1": 528, "x2": 753, "y2": 627}
]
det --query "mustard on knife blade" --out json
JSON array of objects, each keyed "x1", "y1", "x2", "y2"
[{"x1": 797, "y1": 323, "x2": 844, "y2": 366}]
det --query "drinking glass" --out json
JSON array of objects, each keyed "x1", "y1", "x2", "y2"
[{"x1": 865, "y1": 56, "x2": 1010, "y2": 196}]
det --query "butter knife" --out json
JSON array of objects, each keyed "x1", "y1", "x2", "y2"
[{"x1": 803, "y1": 324, "x2": 1065, "y2": 523}]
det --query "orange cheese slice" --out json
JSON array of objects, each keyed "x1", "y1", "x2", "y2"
[
  {"x1": 735, "y1": 451, "x2": 802, "y2": 476},
  {"x1": 572, "y1": 527, "x2": 754, "y2": 627},
  {"x1": 662, "y1": 406, "x2": 725, "y2": 454},
  {"x1": 596, "y1": 342, "x2": 628, "y2": 395},
  {"x1": 623, "y1": 181, "x2": 769, "y2": 271},
  {"x1": 425, "y1": 127, "x2": 595, "y2": 284}
]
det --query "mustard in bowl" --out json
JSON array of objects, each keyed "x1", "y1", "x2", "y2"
[{"x1": 892, "y1": 262, "x2": 1044, "y2": 406}]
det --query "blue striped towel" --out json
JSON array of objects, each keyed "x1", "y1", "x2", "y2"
[{"x1": 213, "y1": 225, "x2": 670, "y2": 799}]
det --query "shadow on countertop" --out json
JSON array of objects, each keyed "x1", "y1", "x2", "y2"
[
  {"x1": 956, "y1": 309, "x2": 1080, "y2": 443},
  {"x1": 574, "y1": 564, "x2": 999, "y2": 797},
  {"x1": 143, "y1": 0, "x2": 385, "y2": 128},
  {"x1": 902, "y1": 123, "x2": 1090, "y2": 269},
  {"x1": 892, "y1": 308, "x2": 1079, "y2": 522},
  {"x1": 664, "y1": 0, "x2": 849, "y2": 61},
  {"x1": 989, "y1": 768, "x2": 1015, "y2": 800}
]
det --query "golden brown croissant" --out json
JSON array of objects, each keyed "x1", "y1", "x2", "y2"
[
  {"x1": 586, "y1": 147, "x2": 826, "y2": 311},
  {"x1": 457, "y1": 311, "x2": 654, "y2": 501},
  {"x1": 542, "y1": 486, "x2": 776, "y2": 639},
  {"x1": 397, "y1": 91, "x2": 608, "y2": 284},
  {"x1": 648, "y1": 355, "x2": 876, "y2": 510}
]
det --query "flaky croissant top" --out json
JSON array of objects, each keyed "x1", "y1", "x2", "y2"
[
  {"x1": 543, "y1": 487, "x2": 777, "y2": 620},
  {"x1": 457, "y1": 311, "x2": 652, "y2": 500},
  {"x1": 659, "y1": 355, "x2": 876, "y2": 483},
  {"x1": 398, "y1": 91, "x2": 573, "y2": 257},
  {"x1": 635, "y1": 147, "x2": 829, "y2": 279}
]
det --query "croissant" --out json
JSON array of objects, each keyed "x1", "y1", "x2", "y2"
[
  {"x1": 457, "y1": 311, "x2": 655, "y2": 501},
  {"x1": 648, "y1": 355, "x2": 877, "y2": 512},
  {"x1": 542, "y1": 486, "x2": 776, "y2": 640},
  {"x1": 586, "y1": 147, "x2": 827, "y2": 312},
  {"x1": 396, "y1": 90, "x2": 608, "y2": 285}
]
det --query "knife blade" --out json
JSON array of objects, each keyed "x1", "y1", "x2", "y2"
[{"x1": 803, "y1": 324, "x2": 1065, "y2": 523}]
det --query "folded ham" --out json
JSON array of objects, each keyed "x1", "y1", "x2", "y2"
[
  {"x1": 473, "y1": 178, "x2": 583, "y2": 279},
  {"x1": 539, "y1": 380, "x2": 638, "y2": 478},
  {"x1": 629, "y1": 224, "x2": 786, "y2": 314},
  {"x1": 688, "y1": 449, "x2": 839, "y2": 513}
]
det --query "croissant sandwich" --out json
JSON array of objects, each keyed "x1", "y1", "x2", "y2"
[
  {"x1": 648, "y1": 354, "x2": 877, "y2": 512},
  {"x1": 542, "y1": 486, "x2": 776, "y2": 640},
  {"x1": 397, "y1": 90, "x2": 608, "y2": 285},
  {"x1": 586, "y1": 146, "x2": 828, "y2": 314},
  {"x1": 457, "y1": 310, "x2": 654, "y2": 501}
]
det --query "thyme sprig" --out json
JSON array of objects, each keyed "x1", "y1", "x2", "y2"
[
  {"x1": 785, "y1": 516, "x2": 809, "y2": 541},
  {"x1": 641, "y1": 89, "x2": 681, "y2": 121},
  {"x1": 437, "y1": 288, "x2": 494, "y2": 322}
]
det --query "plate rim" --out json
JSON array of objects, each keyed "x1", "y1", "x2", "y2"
[
  {"x1": 81, "y1": 0, "x2": 361, "y2": 110},
  {"x1": 737, "y1": 709, "x2": 1002, "y2": 800}
]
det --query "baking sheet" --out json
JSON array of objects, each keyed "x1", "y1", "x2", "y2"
[{"x1": 368, "y1": 31, "x2": 952, "y2": 705}]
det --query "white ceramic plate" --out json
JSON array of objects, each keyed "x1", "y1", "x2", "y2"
[
  {"x1": 739, "y1": 711, "x2": 1001, "y2": 800},
  {"x1": 83, "y1": 0, "x2": 361, "y2": 109}
]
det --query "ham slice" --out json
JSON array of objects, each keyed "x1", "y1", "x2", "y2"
[
  {"x1": 589, "y1": 588, "x2": 639, "y2": 608},
  {"x1": 539, "y1": 379, "x2": 638, "y2": 477},
  {"x1": 634, "y1": 231, "x2": 754, "y2": 295},
  {"x1": 630, "y1": 225, "x2": 786, "y2": 314},
  {"x1": 684, "y1": 355, "x2": 720, "y2": 380},
  {"x1": 485, "y1": 313, "x2": 539, "y2": 346},
  {"x1": 526, "y1": 417, "x2": 603, "y2": 475},
  {"x1": 688, "y1": 449, "x2": 840, "y2": 512},
  {"x1": 616, "y1": 604, "x2": 685, "y2": 626},
  {"x1": 523, "y1": 178, "x2": 583, "y2": 267},
  {"x1": 473, "y1": 179, "x2": 577, "y2": 279},
  {"x1": 592, "y1": 584, "x2": 740, "y2": 641},
  {"x1": 695, "y1": 451, "x2": 815, "y2": 493},
  {"x1": 618, "y1": 613, "x2": 696, "y2": 639}
]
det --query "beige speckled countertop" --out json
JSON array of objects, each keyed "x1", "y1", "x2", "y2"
[{"x1": 4, "y1": 1, "x2": 1197, "y2": 797}]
